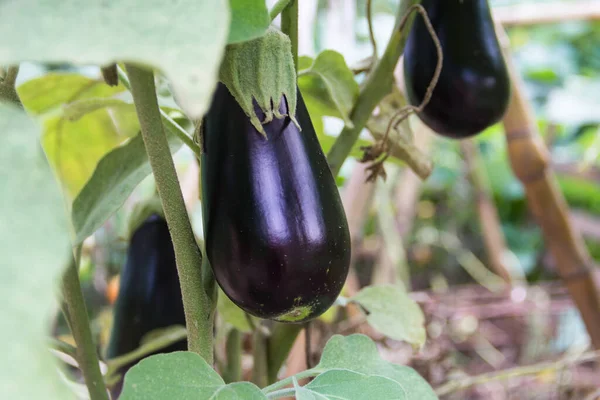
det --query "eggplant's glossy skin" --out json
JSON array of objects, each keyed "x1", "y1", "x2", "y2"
[
  {"x1": 404, "y1": 0, "x2": 511, "y2": 138},
  {"x1": 106, "y1": 214, "x2": 186, "y2": 397},
  {"x1": 202, "y1": 83, "x2": 351, "y2": 323}
]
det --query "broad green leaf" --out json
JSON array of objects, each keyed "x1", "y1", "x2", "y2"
[
  {"x1": 217, "y1": 289, "x2": 253, "y2": 333},
  {"x1": 42, "y1": 103, "x2": 140, "y2": 198},
  {"x1": 352, "y1": 285, "x2": 426, "y2": 349},
  {"x1": 299, "y1": 370, "x2": 407, "y2": 400},
  {"x1": 72, "y1": 129, "x2": 182, "y2": 243},
  {"x1": 228, "y1": 0, "x2": 270, "y2": 44},
  {"x1": 298, "y1": 50, "x2": 359, "y2": 127},
  {"x1": 210, "y1": 382, "x2": 266, "y2": 399},
  {"x1": 17, "y1": 73, "x2": 125, "y2": 115},
  {"x1": 121, "y1": 352, "x2": 265, "y2": 400},
  {"x1": 0, "y1": 105, "x2": 72, "y2": 399},
  {"x1": 315, "y1": 335, "x2": 437, "y2": 400},
  {"x1": 0, "y1": 0, "x2": 230, "y2": 118}
]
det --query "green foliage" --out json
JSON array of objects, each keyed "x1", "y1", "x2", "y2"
[
  {"x1": 0, "y1": 105, "x2": 72, "y2": 399},
  {"x1": 351, "y1": 285, "x2": 426, "y2": 349},
  {"x1": 228, "y1": 0, "x2": 270, "y2": 44},
  {"x1": 217, "y1": 289, "x2": 253, "y2": 333},
  {"x1": 121, "y1": 335, "x2": 437, "y2": 399},
  {"x1": 298, "y1": 50, "x2": 359, "y2": 128},
  {"x1": 0, "y1": 0, "x2": 230, "y2": 118}
]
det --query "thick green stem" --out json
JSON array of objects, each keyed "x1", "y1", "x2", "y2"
[
  {"x1": 266, "y1": 323, "x2": 303, "y2": 383},
  {"x1": 222, "y1": 329, "x2": 242, "y2": 383},
  {"x1": 269, "y1": 0, "x2": 291, "y2": 21},
  {"x1": 61, "y1": 246, "x2": 109, "y2": 400},
  {"x1": 266, "y1": 388, "x2": 297, "y2": 399},
  {"x1": 252, "y1": 328, "x2": 269, "y2": 387},
  {"x1": 326, "y1": 0, "x2": 421, "y2": 176},
  {"x1": 125, "y1": 64, "x2": 214, "y2": 363},
  {"x1": 280, "y1": 0, "x2": 298, "y2": 72}
]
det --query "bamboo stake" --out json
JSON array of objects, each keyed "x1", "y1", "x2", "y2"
[
  {"x1": 499, "y1": 27, "x2": 600, "y2": 349},
  {"x1": 461, "y1": 140, "x2": 514, "y2": 284}
]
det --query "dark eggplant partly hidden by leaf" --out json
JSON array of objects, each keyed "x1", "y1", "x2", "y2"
[
  {"x1": 202, "y1": 83, "x2": 351, "y2": 323},
  {"x1": 106, "y1": 214, "x2": 186, "y2": 398},
  {"x1": 404, "y1": 0, "x2": 511, "y2": 138}
]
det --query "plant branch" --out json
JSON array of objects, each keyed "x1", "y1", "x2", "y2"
[
  {"x1": 0, "y1": 65, "x2": 22, "y2": 108},
  {"x1": 263, "y1": 368, "x2": 321, "y2": 394},
  {"x1": 280, "y1": 0, "x2": 298, "y2": 71},
  {"x1": 366, "y1": 0, "x2": 378, "y2": 60},
  {"x1": 266, "y1": 387, "x2": 297, "y2": 399},
  {"x1": 326, "y1": 0, "x2": 422, "y2": 176},
  {"x1": 105, "y1": 326, "x2": 187, "y2": 380},
  {"x1": 116, "y1": 67, "x2": 201, "y2": 157},
  {"x1": 252, "y1": 326, "x2": 269, "y2": 387},
  {"x1": 435, "y1": 350, "x2": 600, "y2": 396},
  {"x1": 61, "y1": 245, "x2": 109, "y2": 400},
  {"x1": 222, "y1": 329, "x2": 242, "y2": 383},
  {"x1": 125, "y1": 64, "x2": 213, "y2": 362},
  {"x1": 269, "y1": 0, "x2": 292, "y2": 21},
  {"x1": 48, "y1": 338, "x2": 78, "y2": 360}
]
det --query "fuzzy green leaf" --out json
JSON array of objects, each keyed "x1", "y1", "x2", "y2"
[
  {"x1": 351, "y1": 285, "x2": 426, "y2": 349},
  {"x1": 17, "y1": 73, "x2": 125, "y2": 115},
  {"x1": 120, "y1": 352, "x2": 265, "y2": 400},
  {"x1": 298, "y1": 370, "x2": 407, "y2": 400},
  {"x1": 220, "y1": 27, "x2": 297, "y2": 135},
  {"x1": 72, "y1": 129, "x2": 182, "y2": 243},
  {"x1": 314, "y1": 335, "x2": 437, "y2": 400},
  {"x1": 298, "y1": 50, "x2": 359, "y2": 128},
  {"x1": 228, "y1": 0, "x2": 270, "y2": 44},
  {"x1": 0, "y1": 105, "x2": 73, "y2": 399},
  {"x1": 0, "y1": 0, "x2": 229, "y2": 119}
]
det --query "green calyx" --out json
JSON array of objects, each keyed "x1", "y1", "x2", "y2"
[
  {"x1": 126, "y1": 196, "x2": 165, "y2": 240},
  {"x1": 219, "y1": 27, "x2": 299, "y2": 137}
]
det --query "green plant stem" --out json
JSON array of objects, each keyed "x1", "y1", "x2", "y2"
[
  {"x1": 222, "y1": 329, "x2": 242, "y2": 383},
  {"x1": 266, "y1": 387, "x2": 297, "y2": 399},
  {"x1": 125, "y1": 64, "x2": 213, "y2": 362},
  {"x1": 269, "y1": 0, "x2": 292, "y2": 21},
  {"x1": 105, "y1": 326, "x2": 187, "y2": 380},
  {"x1": 263, "y1": 369, "x2": 321, "y2": 394},
  {"x1": 326, "y1": 0, "x2": 421, "y2": 176},
  {"x1": 116, "y1": 67, "x2": 201, "y2": 157},
  {"x1": 280, "y1": 0, "x2": 298, "y2": 71},
  {"x1": 61, "y1": 246, "x2": 109, "y2": 400},
  {"x1": 0, "y1": 65, "x2": 22, "y2": 107},
  {"x1": 266, "y1": 323, "x2": 304, "y2": 383},
  {"x1": 48, "y1": 338, "x2": 78, "y2": 360},
  {"x1": 252, "y1": 327, "x2": 269, "y2": 387}
]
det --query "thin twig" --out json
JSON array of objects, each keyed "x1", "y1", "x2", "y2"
[
  {"x1": 366, "y1": 0, "x2": 378, "y2": 60},
  {"x1": 435, "y1": 350, "x2": 600, "y2": 396},
  {"x1": 304, "y1": 322, "x2": 312, "y2": 369},
  {"x1": 280, "y1": 0, "x2": 298, "y2": 72},
  {"x1": 382, "y1": 4, "x2": 443, "y2": 145}
]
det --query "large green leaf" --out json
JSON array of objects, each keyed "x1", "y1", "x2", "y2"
[
  {"x1": 42, "y1": 103, "x2": 140, "y2": 198},
  {"x1": 228, "y1": 0, "x2": 270, "y2": 44},
  {"x1": 298, "y1": 50, "x2": 359, "y2": 127},
  {"x1": 17, "y1": 73, "x2": 125, "y2": 116},
  {"x1": 71, "y1": 128, "x2": 182, "y2": 243},
  {"x1": 298, "y1": 370, "x2": 407, "y2": 400},
  {"x1": 0, "y1": 0, "x2": 230, "y2": 119},
  {"x1": 120, "y1": 352, "x2": 265, "y2": 400},
  {"x1": 314, "y1": 335, "x2": 437, "y2": 400},
  {"x1": 0, "y1": 105, "x2": 73, "y2": 399},
  {"x1": 351, "y1": 285, "x2": 426, "y2": 349}
]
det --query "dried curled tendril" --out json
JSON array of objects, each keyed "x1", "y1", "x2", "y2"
[{"x1": 359, "y1": 4, "x2": 443, "y2": 182}]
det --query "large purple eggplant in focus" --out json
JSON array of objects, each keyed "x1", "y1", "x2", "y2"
[{"x1": 201, "y1": 83, "x2": 351, "y2": 323}]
